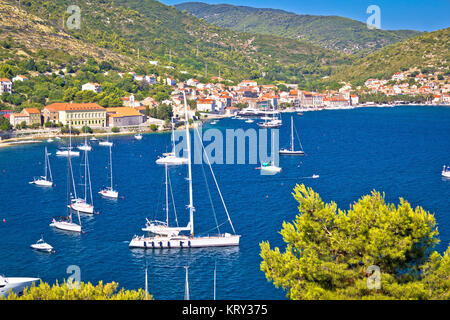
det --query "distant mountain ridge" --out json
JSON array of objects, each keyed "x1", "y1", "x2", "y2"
[{"x1": 175, "y1": 2, "x2": 422, "y2": 54}]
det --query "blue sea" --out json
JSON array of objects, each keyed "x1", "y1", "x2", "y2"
[{"x1": 0, "y1": 106, "x2": 449, "y2": 300}]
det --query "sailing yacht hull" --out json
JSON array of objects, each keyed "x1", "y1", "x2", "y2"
[
  {"x1": 156, "y1": 155, "x2": 188, "y2": 165},
  {"x1": 99, "y1": 189, "x2": 118, "y2": 199},
  {"x1": 69, "y1": 200, "x2": 94, "y2": 214},
  {"x1": 56, "y1": 150, "x2": 80, "y2": 157},
  {"x1": 50, "y1": 220, "x2": 81, "y2": 232},
  {"x1": 99, "y1": 142, "x2": 113, "y2": 147},
  {"x1": 30, "y1": 178, "x2": 53, "y2": 187},
  {"x1": 279, "y1": 149, "x2": 305, "y2": 155},
  {"x1": 129, "y1": 234, "x2": 240, "y2": 249}
]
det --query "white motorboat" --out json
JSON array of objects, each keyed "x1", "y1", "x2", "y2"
[
  {"x1": 245, "y1": 119, "x2": 254, "y2": 123},
  {"x1": 135, "y1": 133, "x2": 143, "y2": 140},
  {"x1": 260, "y1": 162, "x2": 282, "y2": 174},
  {"x1": 90, "y1": 136, "x2": 98, "y2": 141},
  {"x1": 30, "y1": 237, "x2": 54, "y2": 253},
  {"x1": 312, "y1": 174, "x2": 319, "y2": 179},
  {"x1": 47, "y1": 138, "x2": 54, "y2": 143},
  {"x1": 442, "y1": 165, "x2": 450, "y2": 178},
  {"x1": 30, "y1": 147, "x2": 53, "y2": 187},
  {"x1": 279, "y1": 116, "x2": 305, "y2": 156},
  {"x1": 99, "y1": 144, "x2": 118, "y2": 199},
  {"x1": 0, "y1": 275, "x2": 40, "y2": 298},
  {"x1": 210, "y1": 120, "x2": 218, "y2": 125},
  {"x1": 259, "y1": 130, "x2": 282, "y2": 174},
  {"x1": 55, "y1": 136, "x2": 62, "y2": 140},
  {"x1": 130, "y1": 92, "x2": 241, "y2": 249},
  {"x1": 156, "y1": 117, "x2": 188, "y2": 165}
]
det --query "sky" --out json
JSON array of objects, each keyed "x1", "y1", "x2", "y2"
[{"x1": 163, "y1": 0, "x2": 450, "y2": 32}]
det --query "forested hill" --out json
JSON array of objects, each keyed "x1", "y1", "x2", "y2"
[
  {"x1": 331, "y1": 27, "x2": 450, "y2": 84},
  {"x1": 0, "y1": 0, "x2": 351, "y2": 84},
  {"x1": 175, "y1": 2, "x2": 421, "y2": 54}
]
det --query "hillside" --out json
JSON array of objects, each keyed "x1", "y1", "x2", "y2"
[
  {"x1": 175, "y1": 2, "x2": 421, "y2": 54},
  {"x1": 1, "y1": 0, "x2": 351, "y2": 84},
  {"x1": 331, "y1": 28, "x2": 450, "y2": 84}
]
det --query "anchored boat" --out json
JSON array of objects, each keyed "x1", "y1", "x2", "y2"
[{"x1": 130, "y1": 93, "x2": 240, "y2": 249}]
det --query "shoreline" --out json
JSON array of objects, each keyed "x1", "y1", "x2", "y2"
[{"x1": 1, "y1": 104, "x2": 449, "y2": 149}]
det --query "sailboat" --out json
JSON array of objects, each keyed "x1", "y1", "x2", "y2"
[
  {"x1": 129, "y1": 92, "x2": 241, "y2": 249},
  {"x1": 142, "y1": 163, "x2": 190, "y2": 236},
  {"x1": 99, "y1": 135, "x2": 113, "y2": 147},
  {"x1": 30, "y1": 147, "x2": 53, "y2": 187},
  {"x1": 77, "y1": 135, "x2": 92, "y2": 151},
  {"x1": 70, "y1": 145, "x2": 94, "y2": 214},
  {"x1": 99, "y1": 144, "x2": 118, "y2": 199},
  {"x1": 279, "y1": 116, "x2": 305, "y2": 155},
  {"x1": 50, "y1": 125, "x2": 82, "y2": 233},
  {"x1": 259, "y1": 130, "x2": 282, "y2": 174},
  {"x1": 155, "y1": 117, "x2": 188, "y2": 165}
]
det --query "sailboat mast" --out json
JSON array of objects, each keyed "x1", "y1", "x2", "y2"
[
  {"x1": 184, "y1": 92, "x2": 194, "y2": 236},
  {"x1": 109, "y1": 145, "x2": 113, "y2": 189},
  {"x1": 290, "y1": 116, "x2": 294, "y2": 152},
  {"x1": 213, "y1": 262, "x2": 216, "y2": 300},
  {"x1": 184, "y1": 266, "x2": 190, "y2": 300},
  {"x1": 165, "y1": 163, "x2": 169, "y2": 226},
  {"x1": 44, "y1": 147, "x2": 48, "y2": 179}
]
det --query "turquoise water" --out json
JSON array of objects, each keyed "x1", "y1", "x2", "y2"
[{"x1": 0, "y1": 106, "x2": 449, "y2": 300}]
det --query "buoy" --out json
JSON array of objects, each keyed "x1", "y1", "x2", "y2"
[
  {"x1": 121, "y1": 196, "x2": 125, "y2": 199},
  {"x1": 82, "y1": 231, "x2": 85, "y2": 234},
  {"x1": 3, "y1": 218, "x2": 6, "y2": 223},
  {"x1": 266, "y1": 195, "x2": 269, "y2": 199}
]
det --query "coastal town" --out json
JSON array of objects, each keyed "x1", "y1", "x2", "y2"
[{"x1": 1, "y1": 66, "x2": 449, "y2": 139}]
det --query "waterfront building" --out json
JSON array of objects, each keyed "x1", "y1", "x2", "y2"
[
  {"x1": 9, "y1": 108, "x2": 41, "y2": 127},
  {"x1": 106, "y1": 107, "x2": 145, "y2": 127},
  {"x1": 43, "y1": 103, "x2": 106, "y2": 128},
  {"x1": 197, "y1": 98, "x2": 216, "y2": 113}
]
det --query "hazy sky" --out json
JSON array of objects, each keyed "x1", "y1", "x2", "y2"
[{"x1": 163, "y1": 0, "x2": 450, "y2": 31}]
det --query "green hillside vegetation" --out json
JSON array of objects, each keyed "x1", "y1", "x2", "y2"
[
  {"x1": 2, "y1": 0, "x2": 350, "y2": 85},
  {"x1": 332, "y1": 27, "x2": 450, "y2": 85},
  {"x1": 175, "y1": 2, "x2": 421, "y2": 54},
  {"x1": 261, "y1": 184, "x2": 450, "y2": 300}
]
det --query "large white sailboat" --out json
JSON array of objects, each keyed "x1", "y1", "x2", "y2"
[
  {"x1": 279, "y1": 116, "x2": 305, "y2": 155},
  {"x1": 50, "y1": 125, "x2": 82, "y2": 233},
  {"x1": 69, "y1": 145, "x2": 94, "y2": 214},
  {"x1": 29, "y1": 146, "x2": 53, "y2": 187},
  {"x1": 130, "y1": 93, "x2": 241, "y2": 249},
  {"x1": 99, "y1": 144, "x2": 118, "y2": 199},
  {"x1": 156, "y1": 117, "x2": 188, "y2": 165}
]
